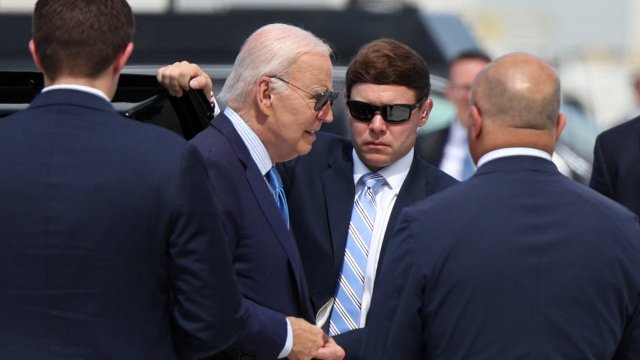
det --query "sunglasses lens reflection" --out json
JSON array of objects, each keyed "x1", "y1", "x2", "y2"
[
  {"x1": 347, "y1": 101, "x2": 415, "y2": 123},
  {"x1": 314, "y1": 91, "x2": 338, "y2": 111}
]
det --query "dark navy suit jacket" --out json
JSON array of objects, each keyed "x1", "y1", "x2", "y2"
[
  {"x1": 0, "y1": 90, "x2": 249, "y2": 359},
  {"x1": 590, "y1": 115, "x2": 640, "y2": 219},
  {"x1": 279, "y1": 132, "x2": 457, "y2": 355},
  {"x1": 364, "y1": 155, "x2": 640, "y2": 359},
  {"x1": 190, "y1": 113, "x2": 314, "y2": 360}
]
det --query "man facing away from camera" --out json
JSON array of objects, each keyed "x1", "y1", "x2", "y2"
[
  {"x1": 0, "y1": 1, "x2": 255, "y2": 359},
  {"x1": 363, "y1": 52, "x2": 640, "y2": 359}
]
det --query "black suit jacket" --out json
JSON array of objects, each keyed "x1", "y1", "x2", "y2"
[
  {"x1": 190, "y1": 113, "x2": 315, "y2": 360},
  {"x1": 0, "y1": 90, "x2": 249, "y2": 359},
  {"x1": 590, "y1": 115, "x2": 640, "y2": 218},
  {"x1": 279, "y1": 132, "x2": 457, "y2": 355},
  {"x1": 364, "y1": 156, "x2": 640, "y2": 359}
]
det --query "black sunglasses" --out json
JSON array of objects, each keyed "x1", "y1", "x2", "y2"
[
  {"x1": 346, "y1": 100, "x2": 423, "y2": 124},
  {"x1": 270, "y1": 76, "x2": 339, "y2": 112}
]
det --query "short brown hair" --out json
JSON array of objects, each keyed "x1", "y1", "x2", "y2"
[
  {"x1": 32, "y1": 0, "x2": 135, "y2": 80},
  {"x1": 345, "y1": 38, "x2": 431, "y2": 102}
]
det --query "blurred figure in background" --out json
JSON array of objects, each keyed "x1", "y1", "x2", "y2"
[
  {"x1": 624, "y1": 72, "x2": 640, "y2": 120},
  {"x1": 157, "y1": 23, "x2": 344, "y2": 360},
  {"x1": 417, "y1": 49, "x2": 491, "y2": 180},
  {"x1": 0, "y1": 0, "x2": 252, "y2": 359},
  {"x1": 363, "y1": 52, "x2": 640, "y2": 359}
]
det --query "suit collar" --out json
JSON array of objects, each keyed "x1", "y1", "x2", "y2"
[
  {"x1": 475, "y1": 154, "x2": 559, "y2": 176},
  {"x1": 30, "y1": 88, "x2": 115, "y2": 114},
  {"x1": 42, "y1": 84, "x2": 110, "y2": 102},
  {"x1": 477, "y1": 147, "x2": 552, "y2": 168}
]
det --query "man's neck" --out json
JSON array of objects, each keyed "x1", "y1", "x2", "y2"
[{"x1": 45, "y1": 73, "x2": 116, "y2": 100}]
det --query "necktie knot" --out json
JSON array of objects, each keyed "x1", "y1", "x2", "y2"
[
  {"x1": 266, "y1": 167, "x2": 289, "y2": 228},
  {"x1": 267, "y1": 167, "x2": 283, "y2": 191},
  {"x1": 361, "y1": 172, "x2": 385, "y2": 193}
]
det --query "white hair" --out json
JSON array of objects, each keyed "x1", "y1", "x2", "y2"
[{"x1": 218, "y1": 23, "x2": 333, "y2": 110}]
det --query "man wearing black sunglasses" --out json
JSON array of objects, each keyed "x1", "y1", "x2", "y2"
[
  {"x1": 157, "y1": 38, "x2": 456, "y2": 358},
  {"x1": 278, "y1": 38, "x2": 458, "y2": 357}
]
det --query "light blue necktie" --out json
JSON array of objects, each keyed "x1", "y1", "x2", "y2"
[
  {"x1": 329, "y1": 172, "x2": 385, "y2": 335},
  {"x1": 266, "y1": 167, "x2": 290, "y2": 228}
]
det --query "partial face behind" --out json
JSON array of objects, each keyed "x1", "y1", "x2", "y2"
[
  {"x1": 349, "y1": 83, "x2": 432, "y2": 172},
  {"x1": 267, "y1": 52, "x2": 334, "y2": 162},
  {"x1": 446, "y1": 58, "x2": 488, "y2": 125}
]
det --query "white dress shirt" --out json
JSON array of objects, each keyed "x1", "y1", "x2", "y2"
[{"x1": 351, "y1": 148, "x2": 413, "y2": 326}]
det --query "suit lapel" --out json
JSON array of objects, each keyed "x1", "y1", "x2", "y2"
[
  {"x1": 378, "y1": 156, "x2": 429, "y2": 266},
  {"x1": 212, "y1": 116, "x2": 311, "y2": 316},
  {"x1": 320, "y1": 144, "x2": 355, "y2": 272}
]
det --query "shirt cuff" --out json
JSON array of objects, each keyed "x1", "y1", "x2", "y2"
[
  {"x1": 210, "y1": 92, "x2": 221, "y2": 117},
  {"x1": 278, "y1": 318, "x2": 293, "y2": 358}
]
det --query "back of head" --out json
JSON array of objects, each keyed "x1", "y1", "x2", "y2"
[
  {"x1": 32, "y1": 0, "x2": 134, "y2": 80},
  {"x1": 345, "y1": 38, "x2": 430, "y2": 101},
  {"x1": 218, "y1": 23, "x2": 332, "y2": 110},
  {"x1": 472, "y1": 53, "x2": 560, "y2": 131}
]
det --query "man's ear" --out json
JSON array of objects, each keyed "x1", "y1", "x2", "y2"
[
  {"x1": 417, "y1": 99, "x2": 433, "y2": 128},
  {"x1": 554, "y1": 113, "x2": 566, "y2": 142},
  {"x1": 114, "y1": 42, "x2": 134, "y2": 75},
  {"x1": 256, "y1": 76, "x2": 274, "y2": 115},
  {"x1": 468, "y1": 103, "x2": 483, "y2": 139},
  {"x1": 28, "y1": 39, "x2": 45, "y2": 72}
]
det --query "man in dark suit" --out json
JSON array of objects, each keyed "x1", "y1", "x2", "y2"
[
  {"x1": 158, "y1": 24, "x2": 344, "y2": 360},
  {"x1": 278, "y1": 39, "x2": 457, "y2": 355},
  {"x1": 363, "y1": 53, "x2": 640, "y2": 359},
  {"x1": 590, "y1": 115, "x2": 640, "y2": 218},
  {"x1": 0, "y1": 1, "x2": 252, "y2": 359},
  {"x1": 416, "y1": 50, "x2": 491, "y2": 180}
]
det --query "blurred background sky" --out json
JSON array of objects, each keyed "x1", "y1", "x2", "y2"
[{"x1": 1, "y1": 0, "x2": 637, "y2": 129}]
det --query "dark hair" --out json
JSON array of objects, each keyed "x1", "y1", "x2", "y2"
[
  {"x1": 449, "y1": 49, "x2": 491, "y2": 67},
  {"x1": 345, "y1": 38, "x2": 430, "y2": 102},
  {"x1": 32, "y1": 0, "x2": 135, "y2": 80}
]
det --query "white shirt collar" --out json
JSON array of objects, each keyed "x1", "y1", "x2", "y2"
[
  {"x1": 477, "y1": 147, "x2": 552, "y2": 168},
  {"x1": 42, "y1": 84, "x2": 110, "y2": 102},
  {"x1": 351, "y1": 148, "x2": 414, "y2": 194},
  {"x1": 224, "y1": 107, "x2": 273, "y2": 175}
]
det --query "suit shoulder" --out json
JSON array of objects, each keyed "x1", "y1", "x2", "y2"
[
  {"x1": 413, "y1": 156, "x2": 459, "y2": 188},
  {"x1": 597, "y1": 116, "x2": 640, "y2": 144},
  {"x1": 312, "y1": 132, "x2": 351, "y2": 153}
]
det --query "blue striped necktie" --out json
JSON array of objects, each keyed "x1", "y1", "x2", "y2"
[
  {"x1": 329, "y1": 172, "x2": 385, "y2": 335},
  {"x1": 266, "y1": 166, "x2": 289, "y2": 228}
]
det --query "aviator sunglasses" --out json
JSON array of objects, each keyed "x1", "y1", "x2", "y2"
[
  {"x1": 270, "y1": 76, "x2": 339, "y2": 111},
  {"x1": 346, "y1": 99, "x2": 424, "y2": 123}
]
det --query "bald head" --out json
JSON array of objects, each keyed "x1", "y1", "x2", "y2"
[
  {"x1": 472, "y1": 53, "x2": 561, "y2": 130},
  {"x1": 467, "y1": 53, "x2": 565, "y2": 160}
]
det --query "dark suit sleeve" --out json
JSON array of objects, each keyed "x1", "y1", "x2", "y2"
[
  {"x1": 169, "y1": 145, "x2": 250, "y2": 359},
  {"x1": 361, "y1": 209, "x2": 425, "y2": 360},
  {"x1": 613, "y1": 294, "x2": 640, "y2": 359},
  {"x1": 589, "y1": 134, "x2": 615, "y2": 199}
]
